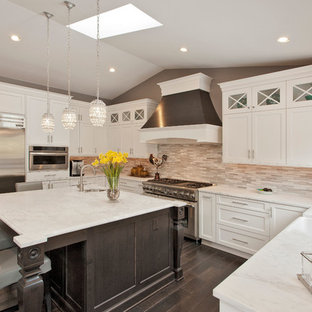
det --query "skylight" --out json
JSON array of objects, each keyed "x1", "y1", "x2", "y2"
[{"x1": 69, "y1": 3, "x2": 162, "y2": 39}]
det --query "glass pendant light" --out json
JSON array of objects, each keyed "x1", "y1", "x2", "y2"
[
  {"x1": 62, "y1": 1, "x2": 77, "y2": 130},
  {"x1": 89, "y1": 0, "x2": 107, "y2": 127},
  {"x1": 41, "y1": 12, "x2": 55, "y2": 134}
]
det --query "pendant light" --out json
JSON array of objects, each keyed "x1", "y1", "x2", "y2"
[
  {"x1": 41, "y1": 12, "x2": 55, "y2": 134},
  {"x1": 89, "y1": 0, "x2": 107, "y2": 127},
  {"x1": 62, "y1": 1, "x2": 77, "y2": 130}
]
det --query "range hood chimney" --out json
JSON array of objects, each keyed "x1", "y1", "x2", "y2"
[{"x1": 140, "y1": 73, "x2": 222, "y2": 144}]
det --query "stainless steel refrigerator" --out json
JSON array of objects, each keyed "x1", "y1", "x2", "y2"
[{"x1": 0, "y1": 112, "x2": 25, "y2": 193}]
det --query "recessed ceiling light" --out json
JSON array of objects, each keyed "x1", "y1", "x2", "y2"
[
  {"x1": 277, "y1": 36, "x2": 290, "y2": 43},
  {"x1": 10, "y1": 34, "x2": 21, "y2": 42},
  {"x1": 109, "y1": 67, "x2": 116, "y2": 73},
  {"x1": 69, "y1": 4, "x2": 162, "y2": 39},
  {"x1": 180, "y1": 47, "x2": 188, "y2": 53}
]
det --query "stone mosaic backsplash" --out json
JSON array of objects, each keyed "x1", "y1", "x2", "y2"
[
  {"x1": 71, "y1": 143, "x2": 312, "y2": 196},
  {"x1": 157, "y1": 144, "x2": 312, "y2": 196}
]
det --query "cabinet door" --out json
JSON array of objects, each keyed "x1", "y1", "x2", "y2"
[
  {"x1": 69, "y1": 124, "x2": 80, "y2": 155},
  {"x1": 26, "y1": 96, "x2": 50, "y2": 145},
  {"x1": 252, "y1": 110, "x2": 286, "y2": 165},
  {"x1": 50, "y1": 100, "x2": 70, "y2": 146},
  {"x1": 252, "y1": 82, "x2": 286, "y2": 111},
  {"x1": 199, "y1": 193, "x2": 216, "y2": 242},
  {"x1": 78, "y1": 105, "x2": 90, "y2": 123},
  {"x1": 120, "y1": 125, "x2": 133, "y2": 154},
  {"x1": 93, "y1": 126, "x2": 107, "y2": 155},
  {"x1": 223, "y1": 113, "x2": 252, "y2": 164},
  {"x1": 287, "y1": 107, "x2": 312, "y2": 167},
  {"x1": 132, "y1": 124, "x2": 158, "y2": 158},
  {"x1": 108, "y1": 126, "x2": 121, "y2": 152},
  {"x1": 0, "y1": 90, "x2": 25, "y2": 114},
  {"x1": 270, "y1": 204, "x2": 306, "y2": 238},
  {"x1": 223, "y1": 89, "x2": 251, "y2": 114},
  {"x1": 80, "y1": 123, "x2": 95, "y2": 155},
  {"x1": 287, "y1": 76, "x2": 312, "y2": 108}
]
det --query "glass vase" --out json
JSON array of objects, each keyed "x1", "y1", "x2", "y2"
[{"x1": 106, "y1": 176, "x2": 120, "y2": 200}]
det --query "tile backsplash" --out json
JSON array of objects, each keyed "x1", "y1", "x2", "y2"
[
  {"x1": 157, "y1": 144, "x2": 312, "y2": 196},
  {"x1": 71, "y1": 144, "x2": 312, "y2": 195}
]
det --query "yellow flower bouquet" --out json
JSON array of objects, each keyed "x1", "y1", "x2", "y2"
[{"x1": 92, "y1": 151, "x2": 128, "y2": 200}]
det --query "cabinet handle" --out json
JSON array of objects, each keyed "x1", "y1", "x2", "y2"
[
  {"x1": 51, "y1": 135, "x2": 53, "y2": 144},
  {"x1": 232, "y1": 217, "x2": 248, "y2": 223},
  {"x1": 252, "y1": 150, "x2": 255, "y2": 159},
  {"x1": 232, "y1": 201, "x2": 248, "y2": 206},
  {"x1": 94, "y1": 148, "x2": 97, "y2": 154},
  {"x1": 248, "y1": 150, "x2": 250, "y2": 159},
  {"x1": 232, "y1": 238, "x2": 248, "y2": 245},
  {"x1": 269, "y1": 207, "x2": 272, "y2": 218},
  {"x1": 81, "y1": 147, "x2": 83, "y2": 153}
]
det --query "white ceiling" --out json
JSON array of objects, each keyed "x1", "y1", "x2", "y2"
[{"x1": 2, "y1": 0, "x2": 312, "y2": 100}]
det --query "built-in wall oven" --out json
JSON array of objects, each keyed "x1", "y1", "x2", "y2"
[{"x1": 29, "y1": 146, "x2": 68, "y2": 171}]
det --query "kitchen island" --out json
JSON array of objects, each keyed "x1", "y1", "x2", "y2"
[{"x1": 0, "y1": 188, "x2": 186, "y2": 312}]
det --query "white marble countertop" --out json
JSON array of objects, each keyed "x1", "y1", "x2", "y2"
[
  {"x1": 199, "y1": 185, "x2": 312, "y2": 208},
  {"x1": 0, "y1": 189, "x2": 185, "y2": 248},
  {"x1": 213, "y1": 217, "x2": 312, "y2": 312}
]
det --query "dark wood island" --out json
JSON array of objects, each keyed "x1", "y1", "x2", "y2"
[{"x1": 0, "y1": 188, "x2": 185, "y2": 312}]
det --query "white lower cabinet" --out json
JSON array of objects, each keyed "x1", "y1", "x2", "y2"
[
  {"x1": 199, "y1": 192, "x2": 307, "y2": 255},
  {"x1": 199, "y1": 193, "x2": 216, "y2": 242},
  {"x1": 216, "y1": 224, "x2": 269, "y2": 255},
  {"x1": 270, "y1": 203, "x2": 306, "y2": 239}
]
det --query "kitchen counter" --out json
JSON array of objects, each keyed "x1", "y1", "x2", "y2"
[
  {"x1": 199, "y1": 185, "x2": 312, "y2": 208},
  {"x1": 213, "y1": 216, "x2": 312, "y2": 312},
  {"x1": 0, "y1": 188, "x2": 185, "y2": 248}
]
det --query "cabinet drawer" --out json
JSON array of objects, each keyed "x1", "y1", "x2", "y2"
[
  {"x1": 217, "y1": 204, "x2": 269, "y2": 236},
  {"x1": 217, "y1": 195, "x2": 266, "y2": 212},
  {"x1": 217, "y1": 225, "x2": 269, "y2": 254}
]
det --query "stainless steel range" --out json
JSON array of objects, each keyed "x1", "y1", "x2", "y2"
[{"x1": 143, "y1": 178, "x2": 214, "y2": 244}]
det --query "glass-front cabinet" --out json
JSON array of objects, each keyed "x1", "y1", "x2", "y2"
[
  {"x1": 223, "y1": 88, "x2": 251, "y2": 114},
  {"x1": 252, "y1": 82, "x2": 286, "y2": 111},
  {"x1": 287, "y1": 76, "x2": 312, "y2": 108}
]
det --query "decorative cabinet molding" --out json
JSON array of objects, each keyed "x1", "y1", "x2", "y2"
[{"x1": 220, "y1": 65, "x2": 312, "y2": 167}]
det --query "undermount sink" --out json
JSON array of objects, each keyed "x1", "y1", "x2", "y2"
[{"x1": 84, "y1": 188, "x2": 106, "y2": 192}]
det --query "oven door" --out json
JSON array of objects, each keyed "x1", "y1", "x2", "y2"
[{"x1": 29, "y1": 152, "x2": 68, "y2": 171}]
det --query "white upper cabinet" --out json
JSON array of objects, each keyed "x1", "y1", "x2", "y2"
[
  {"x1": 106, "y1": 99, "x2": 158, "y2": 158},
  {"x1": 287, "y1": 106, "x2": 312, "y2": 167},
  {"x1": 70, "y1": 99, "x2": 107, "y2": 156},
  {"x1": 287, "y1": 76, "x2": 312, "y2": 108},
  {"x1": 0, "y1": 87, "x2": 25, "y2": 115},
  {"x1": 220, "y1": 65, "x2": 312, "y2": 167},
  {"x1": 252, "y1": 110, "x2": 286, "y2": 165},
  {"x1": 26, "y1": 94, "x2": 69, "y2": 146},
  {"x1": 252, "y1": 82, "x2": 286, "y2": 111},
  {"x1": 223, "y1": 88, "x2": 251, "y2": 114},
  {"x1": 223, "y1": 113, "x2": 252, "y2": 163}
]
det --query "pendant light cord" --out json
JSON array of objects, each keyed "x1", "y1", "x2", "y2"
[
  {"x1": 67, "y1": 4, "x2": 71, "y2": 106},
  {"x1": 46, "y1": 14, "x2": 51, "y2": 114},
  {"x1": 96, "y1": 0, "x2": 100, "y2": 101}
]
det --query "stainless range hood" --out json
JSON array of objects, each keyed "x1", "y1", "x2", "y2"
[{"x1": 140, "y1": 73, "x2": 222, "y2": 144}]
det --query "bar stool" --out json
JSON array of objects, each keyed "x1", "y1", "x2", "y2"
[{"x1": 0, "y1": 247, "x2": 51, "y2": 312}]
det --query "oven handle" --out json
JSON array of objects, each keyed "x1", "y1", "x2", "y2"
[{"x1": 29, "y1": 152, "x2": 68, "y2": 156}]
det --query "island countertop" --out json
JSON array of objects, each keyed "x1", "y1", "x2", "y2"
[{"x1": 0, "y1": 188, "x2": 185, "y2": 248}]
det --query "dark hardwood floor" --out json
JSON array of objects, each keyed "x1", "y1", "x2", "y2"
[
  {"x1": 48, "y1": 239, "x2": 245, "y2": 312},
  {"x1": 128, "y1": 239, "x2": 246, "y2": 312}
]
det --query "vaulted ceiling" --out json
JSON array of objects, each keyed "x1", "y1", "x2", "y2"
[{"x1": 2, "y1": 0, "x2": 312, "y2": 100}]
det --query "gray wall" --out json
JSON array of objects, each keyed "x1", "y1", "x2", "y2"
[
  {"x1": 0, "y1": 75, "x2": 112, "y2": 104},
  {"x1": 111, "y1": 66, "x2": 300, "y2": 118}
]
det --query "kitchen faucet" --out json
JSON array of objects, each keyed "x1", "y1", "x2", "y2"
[{"x1": 79, "y1": 164, "x2": 96, "y2": 192}]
